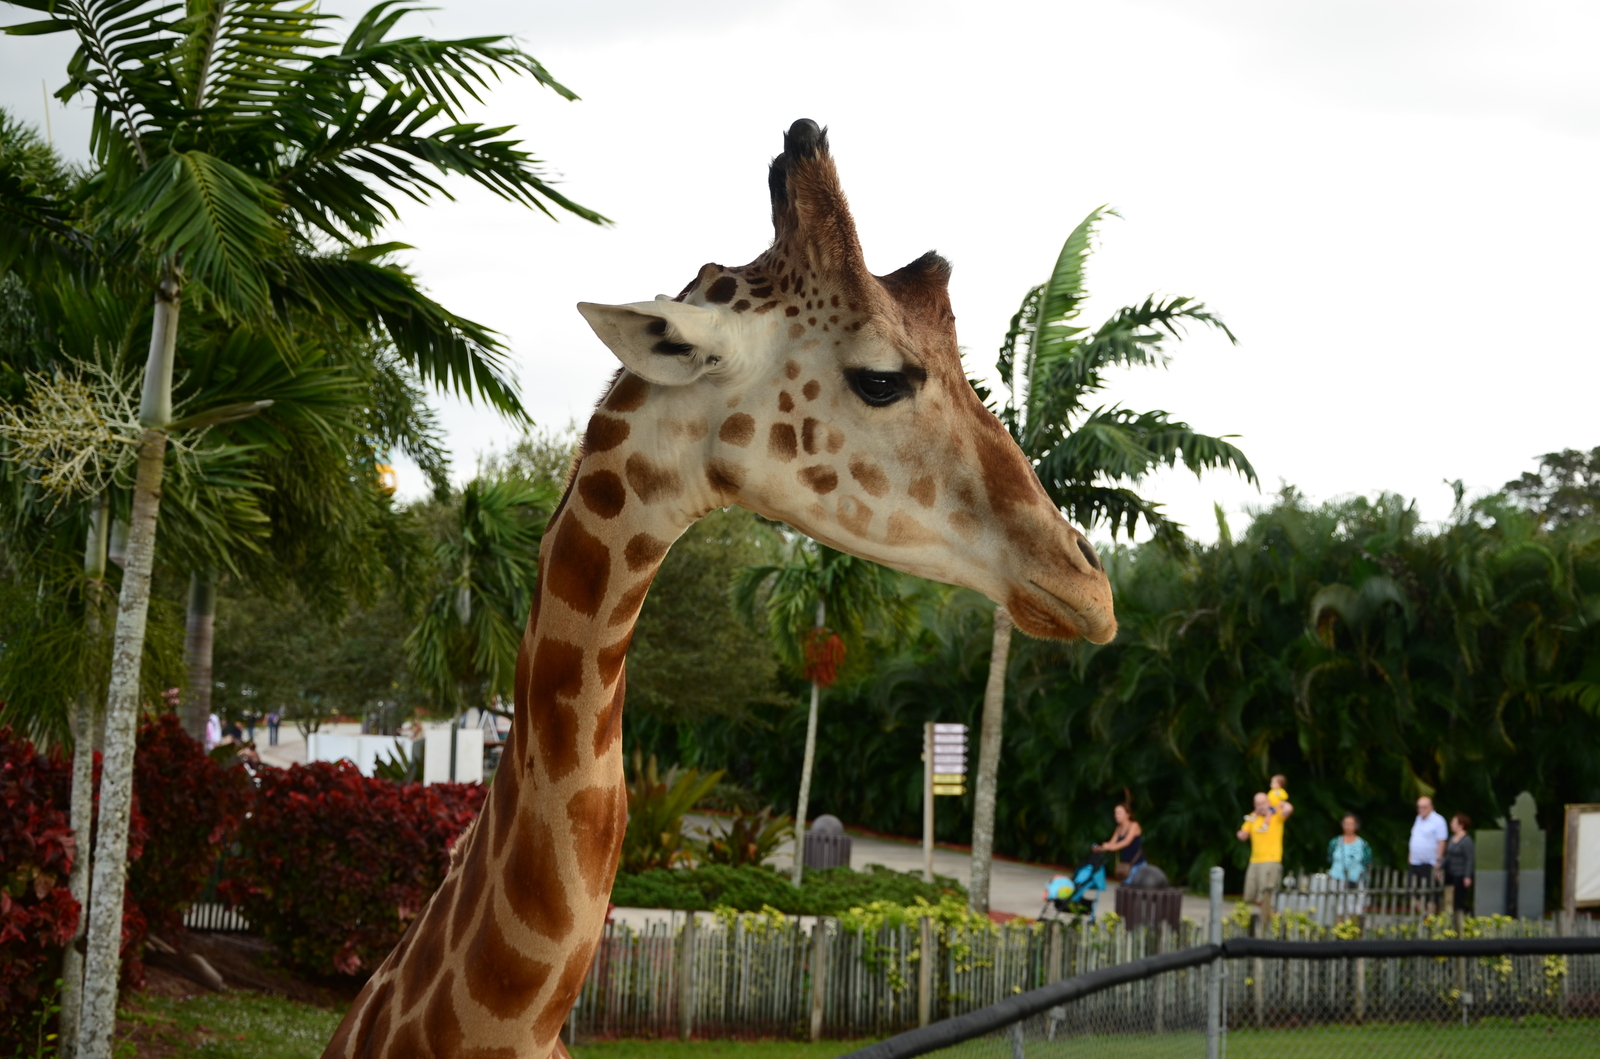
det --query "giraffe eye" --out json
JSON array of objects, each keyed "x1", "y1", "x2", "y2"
[{"x1": 847, "y1": 370, "x2": 911, "y2": 407}]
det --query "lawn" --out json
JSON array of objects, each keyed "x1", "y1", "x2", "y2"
[
  {"x1": 119, "y1": 993, "x2": 344, "y2": 1059},
  {"x1": 573, "y1": 1041, "x2": 879, "y2": 1059}
]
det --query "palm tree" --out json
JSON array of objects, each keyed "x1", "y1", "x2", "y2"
[
  {"x1": 736, "y1": 539, "x2": 911, "y2": 885},
  {"x1": 1, "y1": 5, "x2": 605, "y2": 1054},
  {"x1": 966, "y1": 206, "x2": 1257, "y2": 912},
  {"x1": 407, "y1": 474, "x2": 559, "y2": 715}
]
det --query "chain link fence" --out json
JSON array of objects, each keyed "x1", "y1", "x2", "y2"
[{"x1": 843, "y1": 872, "x2": 1600, "y2": 1059}]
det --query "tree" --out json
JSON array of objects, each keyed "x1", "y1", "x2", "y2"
[
  {"x1": 966, "y1": 206, "x2": 1255, "y2": 911},
  {"x1": 0, "y1": 4, "x2": 605, "y2": 1054},
  {"x1": 406, "y1": 475, "x2": 558, "y2": 714},
  {"x1": 1503, "y1": 447, "x2": 1600, "y2": 529},
  {"x1": 736, "y1": 539, "x2": 911, "y2": 885}
]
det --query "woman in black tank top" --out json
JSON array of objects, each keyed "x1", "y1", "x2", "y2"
[{"x1": 1093, "y1": 804, "x2": 1146, "y2": 881}]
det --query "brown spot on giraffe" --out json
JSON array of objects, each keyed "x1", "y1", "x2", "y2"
[
  {"x1": 593, "y1": 675, "x2": 625, "y2": 758},
  {"x1": 888, "y1": 510, "x2": 941, "y2": 547},
  {"x1": 529, "y1": 637, "x2": 584, "y2": 782},
  {"x1": 837, "y1": 495, "x2": 873, "y2": 536},
  {"x1": 803, "y1": 380, "x2": 821, "y2": 400},
  {"x1": 705, "y1": 458, "x2": 746, "y2": 494},
  {"x1": 798, "y1": 465, "x2": 839, "y2": 494},
  {"x1": 908, "y1": 475, "x2": 937, "y2": 507},
  {"x1": 718, "y1": 413, "x2": 755, "y2": 446},
  {"x1": 532, "y1": 944, "x2": 599, "y2": 1043},
  {"x1": 825, "y1": 426, "x2": 846, "y2": 454},
  {"x1": 464, "y1": 919, "x2": 550, "y2": 1020},
  {"x1": 801, "y1": 418, "x2": 820, "y2": 455},
  {"x1": 625, "y1": 453, "x2": 683, "y2": 504},
  {"x1": 754, "y1": 301, "x2": 780, "y2": 314},
  {"x1": 706, "y1": 275, "x2": 738, "y2": 304},
  {"x1": 505, "y1": 815, "x2": 573, "y2": 939},
  {"x1": 624, "y1": 533, "x2": 668, "y2": 572},
  {"x1": 778, "y1": 391, "x2": 794, "y2": 412},
  {"x1": 545, "y1": 518, "x2": 611, "y2": 618},
  {"x1": 732, "y1": 299, "x2": 751, "y2": 312},
  {"x1": 585, "y1": 413, "x2": 630, "y2": 453},
  {"x1": 788, "y1": 323, "x2": 805, "y2": 339},
  {"x1": 608, "y1": 577, "x2": 652, "y2": 627},
  {"x1": 567, "y1": 784, "x2": 627, "y2": 899},
  {"x1": 578, "y1": 471, "x2": 626, "y2": 519},
  {"x1": 423, "y1": 971, "x2": 464, "y2": 1059},
  {"x1": 768, "y1": 423, "x2": 798, "y2": 461},
  {"x1": 605, "y1": 373, "x2": 650, "y2": 412},
  {"x1": 849, "y1": 457, "x2": 890, "y2": 498},
  {"x1": 785, "y1": 359, "x2": 801, "y2": 377},
  {"x1": 948, "y1": 508, "x2": 982, "y2": 542}
]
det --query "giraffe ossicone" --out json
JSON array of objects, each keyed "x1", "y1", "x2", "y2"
[{"x1": 321, "y1": 118, "x2": 1115, "y2": 1059}]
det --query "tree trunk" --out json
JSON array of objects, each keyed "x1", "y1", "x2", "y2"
[
  {"x1": 59, "y1": 496, "x2": 111, "y2": 1059},
  {"x1": 77, "y1": 276, "x2": 177, "y2": 1059},
  {"x1": 791, "y1": 599, "x2": 825, "y2": 887},
  {"x1": 969, "y1": 605, "x2": 1013, "y2": 913},
  {"x1": 183, "y1": 570, "x2": 215, "y2": 742}
]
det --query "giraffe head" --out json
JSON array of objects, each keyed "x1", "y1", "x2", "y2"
[{"x1": 577, "y1": 120, "x2": 1114, "y2": 643}]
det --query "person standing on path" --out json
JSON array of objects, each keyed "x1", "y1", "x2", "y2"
[
  {"x1": 1092, "y1": 804, "x2": 1146, "y2": 881},
  {"x1": 1327, "y1": 813, "x2": 1372, "y2": 918},
  {"x1": 1409, "y1": 796, "x2": 1449, "y2": 883},
  {"x1": 266, "y1": 710, "x2": 280, "y2": 746},
  {"x1": 1442, "y1": 813, "x2": 1475, "y2": 912},
  {"x1": 1237, "y1": 790, "x2": 1292, "y2": 925}
]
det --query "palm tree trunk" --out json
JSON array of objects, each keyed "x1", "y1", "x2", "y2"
[
  {"x1": 77, "y1": 275, "x2": 178, "y2": 1059},
  {"x1": 790, "y1": 599, "x2": 825, "y2": 887},
  {"x1": 59, "y1": 496, "x2": 112, "y2": 1059},
  {"x1": 183, "y1": 570, "x2": 215, "y2": 742},
  {"x1": 968, "y1": 605, "x2": 1013, "y2": 913}
]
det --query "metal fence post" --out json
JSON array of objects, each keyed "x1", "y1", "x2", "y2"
[
  {"x1": 678, "y1": 913, "x2": 695, "y2": 1041},
  {"x1": 917, "y1": 916, "x2": 934, "y2": 1027},
  {"x1": 1207, "y1": 865, "x2": 1223, "y2": 1059}
]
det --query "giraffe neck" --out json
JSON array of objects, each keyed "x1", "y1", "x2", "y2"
[{"x1": 324, "y1": 380, "x2": 705, "y2": 1059}]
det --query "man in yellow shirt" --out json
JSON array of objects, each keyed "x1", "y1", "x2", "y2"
[{"x1": 1237, "y1": 790, "x2": 1294, "y2": 925}]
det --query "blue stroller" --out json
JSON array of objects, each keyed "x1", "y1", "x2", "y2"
[{"x1": 1041, "y1": 851, "x2": 1108, "y2": 921}]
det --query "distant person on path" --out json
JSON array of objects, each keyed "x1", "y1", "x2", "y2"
[
  {"x1": 1238, "y1": 790, "x2": 1293, "y2": 924},
  {"x1": 1327, "y1": 813, "x2": 1372, "y2": 917},
  {"x1": 1442, "y1": 813, "x2": 1475, "y2": 912},
  {"x1": 1093, "y1": 804, "x2": 1146, "y2": 882},
  {"x1": 205, "y1": 712, "x2": 222, "y2": 751},
  {"x1": 1409, "y1": 796, "x2": 1449, "y2": 885},
  {"x1": 243, "y1": 710, "x2": 258, "y2": 743},
  {"x1": 266, "y1": 710, "x2": 281, "y2": 746}
]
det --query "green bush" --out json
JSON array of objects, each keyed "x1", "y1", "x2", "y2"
[{"x1": 609, "y1": 863, "x2": 962, "y2": 915}]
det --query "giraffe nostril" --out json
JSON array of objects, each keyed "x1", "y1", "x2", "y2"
[{"x1": 1076, "y1": 536, "x2": 1102, "y2": 572}]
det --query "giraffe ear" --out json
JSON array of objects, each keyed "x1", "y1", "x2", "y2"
[{"x1": 576, "y1": 301, "x2": 736, "y2": 386}]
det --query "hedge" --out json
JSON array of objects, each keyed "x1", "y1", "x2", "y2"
[
  {"x1": 221, "y1": 761, "x2": 485, "y2": 978},
  {"x1": 608, "y1": 863, "x2": 964, "y2": 915}
]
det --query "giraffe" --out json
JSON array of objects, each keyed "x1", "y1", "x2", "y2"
[{"x1": 321, "y1": 119, "x2": 1115, "y2": 1059}]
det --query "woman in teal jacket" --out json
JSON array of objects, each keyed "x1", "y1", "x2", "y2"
[{"x1": 1328, "y1": 813, "x2": 1374, "y2": 888}]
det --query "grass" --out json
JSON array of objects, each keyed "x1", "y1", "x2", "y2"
[
  {"x1": 573, "y1": 1042, "x2": 879, "y2": 1059},
  {"x1": 120, "y1": 993, "x2": 343, "y2": 1059}
]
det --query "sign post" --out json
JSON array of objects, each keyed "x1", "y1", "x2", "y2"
[{"x1": 923, "y1": 722, "x2": 969, "y2": 883}]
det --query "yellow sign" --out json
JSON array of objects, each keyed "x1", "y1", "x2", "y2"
[{"x1": 933, "y1": 784, "x2": 966, "y2": 796}]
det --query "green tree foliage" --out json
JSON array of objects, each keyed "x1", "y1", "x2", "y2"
[
  {"x1": 1503, "y1": 447, "x2": 1600, "y2": 529},
  {"x1": 656, "y1": 483, "x2": 1600, "y2": 899},
  {"x1": 626, "y1": 507, "x2": 788, "y2": 723}
]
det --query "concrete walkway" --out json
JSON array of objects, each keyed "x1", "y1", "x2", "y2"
[{"x1": 607, "y1": 814, "x2": 1216, "y2": 929}]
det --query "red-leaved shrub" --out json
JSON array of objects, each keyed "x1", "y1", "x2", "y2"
[
  {"x1": 0, "y1": 726, "x2": 152, "y2": 1050},
  {"x1": 128, "y1": 714, "x2": 252, "y2": 940},
  {"x1": 220, "y1": 761, "x2": 484, "y2": 978}
]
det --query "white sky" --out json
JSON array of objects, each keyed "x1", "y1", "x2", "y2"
[{"x1": 6, "y1": 0, "x2": 1599, "y2": 543}]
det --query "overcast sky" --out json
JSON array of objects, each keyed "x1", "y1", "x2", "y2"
[{"x1": 6, "y1": 0, "x2": 1598, "y2": 543}]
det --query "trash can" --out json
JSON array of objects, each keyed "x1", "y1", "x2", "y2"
[
  {"x1": 804, "y1": 814, "x2": 852, "y2": 870},
  {"x1": 1114, "y1": 883, "x2": 1183, "y2": 930}
]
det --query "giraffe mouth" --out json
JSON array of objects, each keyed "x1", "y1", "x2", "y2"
[{"x1": 1026, "y1": 579, "x2": 1107, "y2": 642}]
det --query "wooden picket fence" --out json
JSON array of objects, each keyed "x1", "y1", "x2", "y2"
[
  {"x1": 569, "y1": 910, "x2": 1600, "y2": 1042},
  {"x1": 570, "y1": 913, "x2": 1208, "y2": 1041}
]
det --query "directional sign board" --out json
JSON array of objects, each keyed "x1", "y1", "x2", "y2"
[{"x1": 929, "y1": 722, "x2": 968, "y2": 796}]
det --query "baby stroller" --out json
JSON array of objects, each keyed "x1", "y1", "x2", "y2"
[{"x1": 1041, "y1": 851, "x2": 1108, "y2": 921}]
